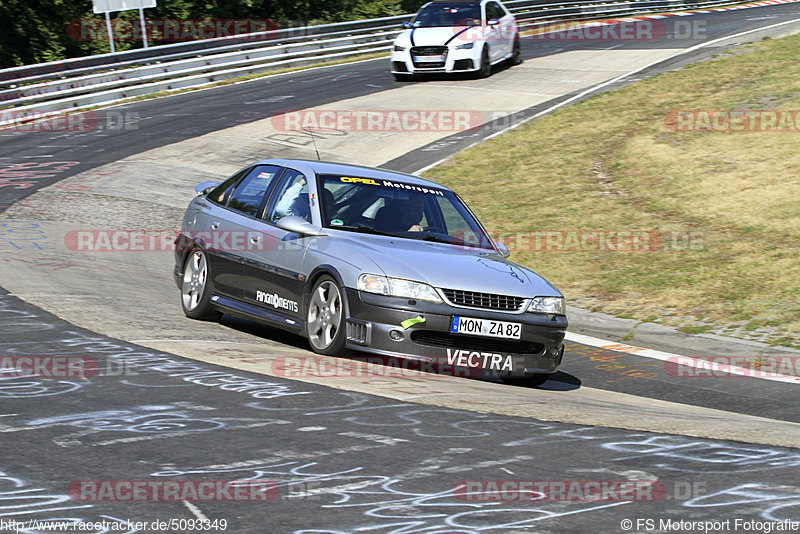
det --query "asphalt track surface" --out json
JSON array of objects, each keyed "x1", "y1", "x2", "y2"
[{"x1": 1, "y1": 5, "x2": 800, "y2": 532}]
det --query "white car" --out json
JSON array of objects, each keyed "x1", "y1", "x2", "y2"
[{"x1": 391, "y1": 0, "x2": 521, "y2": 80}]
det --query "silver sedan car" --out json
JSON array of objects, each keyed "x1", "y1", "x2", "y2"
[{"x1": 174, "y1": 159, "x2": 567, "y2": 383}]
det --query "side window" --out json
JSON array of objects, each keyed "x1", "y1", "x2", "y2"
[
  {"x1": 486, "y1": 2, "x2": 505, "y2": 20},
  {"x1": 227, "y1": 165, "x2": 282, "y2": 217},
  {"x1": 265, "y1": 169, "x2": 311, "y2": 223},
  {"x1": 208, "y1": 168, "x2": 249, "y2": 205}
]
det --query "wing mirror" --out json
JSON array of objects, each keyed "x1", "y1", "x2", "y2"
[
  {"x1": 194, "y1": 181, "x2": 221, "y2": 195},
  {"x1": 487, "y1": 18, "x2": 500, "y2": 26},
  {"x1": 276, "y1": 216, "x2": 326, "y2": 236},
  {"x1": 495, "y1": 242, "x2": 510, "y2": 258}
]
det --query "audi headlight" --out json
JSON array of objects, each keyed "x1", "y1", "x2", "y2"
[
  {"x1": 393, "y1": 45, "x2": 407, "y2": 52},
  {"x1": 455, "y1": 42, "x2": 474, "y2": 50},
  {"x1": 527, "y1": 296, "x2": 566, "y2": 315},
  {"x1": 358, "y1": 274, "x2": 442, "y2": 302}
]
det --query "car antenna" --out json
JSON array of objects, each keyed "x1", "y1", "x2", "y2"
[{"x1": 302, "y1": 127, "x2": 321, "y2": 161}]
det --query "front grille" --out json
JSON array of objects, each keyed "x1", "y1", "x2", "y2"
[
  {"x1": 411, "y1": 331, "x2": 544, "y2": 355},
  {"x1": 411, "y1": 46, "x2": 447, "y2": 68},
  {"x1": 441, "y1": 289, "x2": 525, "y2": 311}
]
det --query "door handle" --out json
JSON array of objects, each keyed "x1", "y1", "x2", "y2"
[
  {"x1": 249, "y1": 235, "x2": 262, "y2": 244},
  {"x1": 211, "y1": 221, "x2": 220, "y2": 230}
]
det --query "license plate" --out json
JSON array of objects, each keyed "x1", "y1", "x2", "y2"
[
  {"x1": 414, "y1": 55, "x2": 444, "y2": 62},
  {"x1": 450, "y1": 316, "x2": 521, "y2": 340}
]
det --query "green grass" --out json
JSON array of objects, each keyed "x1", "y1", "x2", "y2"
[{"x1": 423, "y1": 34, "x2": 800, "y2": 347}]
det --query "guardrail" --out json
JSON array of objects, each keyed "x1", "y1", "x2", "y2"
[{"x1": 0, "y1": 0, "x2": 772, "y2": 125}]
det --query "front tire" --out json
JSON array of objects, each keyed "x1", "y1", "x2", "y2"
[
  {"x1": 476, "y1": 46, "x2": 491, "y2": 78},
  {"x1": 305, "y1": 275, "x2": 347, "y2": 355},
  {"x1": 501, "y1": 373, "x2": 550, "y2": 387},
  {"x1": 181, "y1": 249, "x2": 221, "y2": 321}
]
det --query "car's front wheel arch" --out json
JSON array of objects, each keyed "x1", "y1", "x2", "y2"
[{"x1": 303, "y1": 265, "x2": 352, "y2": 335}]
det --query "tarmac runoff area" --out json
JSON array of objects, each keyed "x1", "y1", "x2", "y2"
[{"x1": 2, "y1": 41, "x2": 800, "y2": 448}]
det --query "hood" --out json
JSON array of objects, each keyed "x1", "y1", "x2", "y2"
[
  {"x1": 396, "y1": 26, "x2": 474, "y2": 48},
  {"x1": 323, "y1": 233, "x2": 562, "y2": 298}
]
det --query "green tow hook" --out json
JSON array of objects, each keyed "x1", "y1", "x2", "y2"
[{"x1": 400, "y1": 316, "x2": 426, "y2": 330}]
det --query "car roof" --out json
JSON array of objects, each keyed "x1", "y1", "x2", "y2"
[{"x1": 255, "y1": 158, "x2": 451, "y2": 190}]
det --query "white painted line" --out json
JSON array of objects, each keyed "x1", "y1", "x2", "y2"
[
  {"x1": 182, "y1": 500, "x2": 210, "y2": 522},
  {"x1": 413, "y1": 15, "x2": 800, "y2": 176},
  {"x1": 565, "y1": 332, "x2": 800, "y2": 384}
]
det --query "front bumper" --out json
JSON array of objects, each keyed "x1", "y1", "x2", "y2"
[
  {"x1": 344, "y1": 289, "x2": 567, "y2": 377},
  {"x1": 390, "y1": 46, "x2": 481, "y2": 74}
]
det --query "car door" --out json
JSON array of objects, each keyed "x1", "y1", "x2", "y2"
[
  {"x1": 484, "y1": 1, "x2": 510, "y2": 60},
  {"x1": 202, "y1": 165, "x2": 283, "y2": 300},
  {"x1": 237, "y1": 166, "x2": 312, "y2": 323},
  {"x1": 498, "y1": 1, "x2": 517, "y2": 57}
]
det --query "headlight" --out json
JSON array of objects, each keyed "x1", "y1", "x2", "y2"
[
  {"x1": 455, "y1": 42, "x2": 474, "y2": 50},
  {"x1": 527, "y1": 296, "x2": 566, "y2": 315},
  {"x1": 393, "y1": 45, "x2": 406, "y2": 52},
  {"x1": 358, "y1": 273, "x2": 442, "y2": 302}
]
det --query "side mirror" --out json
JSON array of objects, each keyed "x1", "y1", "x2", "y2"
[
  {"x1": 487, "y1": 18, "x2": 500, "y2": 26},
  {"x1": 402, "y1": 21, "x2": 410, "y2": 29},
  {"x1": 276, "y1": 215, "x2": 326, "y2": 236},
  {"x1": 495, "y1": 242, "x2": 510, "y2": 258},
  {"x1": 194, "y1": 181, "x2": 221, "y2": 195}
]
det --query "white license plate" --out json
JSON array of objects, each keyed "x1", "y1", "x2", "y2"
[
  {"x1": 450, "y1": 316, "x2": 521, "y2": 340},
  {"x1": 414, "y1": 55, "x2": 444, "y2": 62}
]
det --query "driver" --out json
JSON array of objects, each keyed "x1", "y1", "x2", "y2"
[{"x1": 376, "y1": 194, "x2": 425, "y2": 232}]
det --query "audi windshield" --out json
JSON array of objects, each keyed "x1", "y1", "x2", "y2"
[{"x1": 410, "y1": 3, "x2": 481, "y2": 27}]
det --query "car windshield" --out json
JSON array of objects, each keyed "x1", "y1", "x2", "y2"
[
  {"x1": 317, "y1": 174, "x2": 496, "y2": 250},
  {"x1": 411, "y1": 3, "x2": 481, "y2": 28}
]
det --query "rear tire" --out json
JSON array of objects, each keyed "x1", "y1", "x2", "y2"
[
  {"x1": 305, "y1": 275, "x2": 347, "y2": 355},
  {"x1": 181, "y1": 249, "x2": 221, "y2": 321},
  {"x1": 509, "y1": 37, "x2": 522, "y2": 66}
]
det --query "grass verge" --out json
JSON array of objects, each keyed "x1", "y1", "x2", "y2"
[{"x1": 423, "y1": 34, "x2": 800, "y2": 347}]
